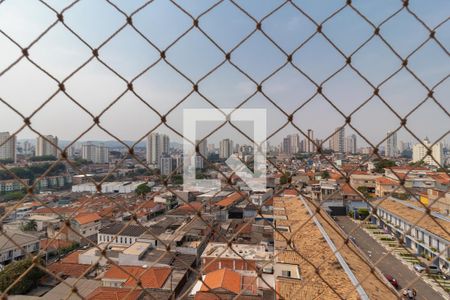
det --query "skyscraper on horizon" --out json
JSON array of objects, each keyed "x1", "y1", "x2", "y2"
[
  {"x1": 146, "y1": 133, "x2": 169, "y2": 167},
  {"x1": 82, "y1": 142, "x2": 109, "y2": 164},
  {"x1": 307, "y1": 129, "x2": 314, "y2": 153},
  {"x1": 385, "y1": 131, "x2": 398, "y2": 158},
  {"x1": 36, "y1": 135, "x2": 59, "y2": 157},
  {"x1": 331, "y1": 127, "x2": 345, "y2": 153},
  {"x1": 345, "y1": 134, "x2": 357, "y2": 154},
  {"x1": 0, "y1": 132, "x2": 16, "y2": 163},
  {"x1": 219, "y1": 139, "x2": 233, "y2": 159},
  {"x1": 412, "y1": 138, "x2": 443, "y2": 167}
]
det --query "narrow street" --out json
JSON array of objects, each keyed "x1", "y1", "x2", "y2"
[{"x1": 334, "y1": 216, "x2": 445, "y2": 300}]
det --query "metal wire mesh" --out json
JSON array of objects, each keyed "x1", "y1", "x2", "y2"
[{"x1": 0, "y1": 0, "x2": 448, "y2": 299}]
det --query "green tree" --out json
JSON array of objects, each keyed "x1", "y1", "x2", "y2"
[
  {"x1": 29, "y1": 155, "x2": 57, "y2": 162},
  {"x1": 373, "y1": 159, "x2": 396, "y2": 173},
  {"x1": 22, "y1": 220, "x2": 37, "y2": 232},
  {"x1": 321, "y1": 171, "x2": 330, "y2": 179},
  {"x1": 0, "y1": 258, "x2": 44, "y2": 294},
  {"x1": 135, "y1": 183, "x2": 151, "y2": 197}
]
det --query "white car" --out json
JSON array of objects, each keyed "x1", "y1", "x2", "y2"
[{"x1": 414, "y1": 263, "x2": 441, "y2": 274}]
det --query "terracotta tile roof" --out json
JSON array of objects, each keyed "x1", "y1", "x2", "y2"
[
  {"x1": 376, "y1": 177, "x2": 399, "y2": 185},
  {"x1": 375, "y1": 199, "x2": 450, "y2": 240},
  {"x1": 61, "y1": 250, "x2": 83, "y2": 264},
  {"x1": 341, "y1": 183, "x2": 359, "y2": 196},
  {"x1": 283, "y1": 189, "x2": 298, "y2": 196},
  {"x1": 33, "y1": 206, "x2": 75, "y2": 215},
  {"x1": 200, "y1": 268, "x2": 241, "y2": 295},
  {"x1": 215, "y1": 192, "x2": 245, "y2": 208},
  {"x1": 87, "y1": 287, "x2": 142, "y2": 300},
  {"x1": 175, "y1": 201, "x2": 203, "y2": 213},
  {"x1": 104, "y1": 265, "x2": 171, "y2": 289},
  {"x1": 428, "y1": 172, "x2": 450, "y2": 185},
  {"x1": 74, "y1": 213, "x2": 102, "y2": 225},
  {"x1": 47, "y1": 261, "x2": 90, "y2": 278}
]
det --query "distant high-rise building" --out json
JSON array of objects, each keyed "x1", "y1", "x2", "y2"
[
  {"x1": 331, "y1": 127, "x2": 345, "y2": 153},
  {"x1": 385, "y1": 131, "x2": 398, "y2": 158},
  {"x1": 196, "y1": 139, "x2": 208, "y2": 169},
  {"x1": 307, "y1": 129, "x2": 314, "y2": 153},
  {"x1": 282, "y1": 137, "x2": 291, "y2": 154},
  {"x1": 160, "y1": 155, "x2": 174, "y2": 176},
  {"x1": 345, "y1": 134, "x2": 357, "y2": 154},
  {"x1": 219, "y1": 139, "x2": 233, "y2": 159},
  {"x1": 23, "y1": 140, "x2": 33, "y2": 155},
  {"x1": 82, "y1": 142, "x2": 109, "y2": 163},
  {"x1": 412, "y1": 138, "x2": 443, "y2": 167},
  {"x1": 146, "y1": 133, "x2": 169, "y2": 166},
  {"x1": 0, "y1": 132, "x2": 16, "y2": 162},
  {"x1": 36, "y1": 135, "x2": 58, "y2": 157},
  {"x1": 289, "y1": 134, "x2": 299, "y2": 154}
]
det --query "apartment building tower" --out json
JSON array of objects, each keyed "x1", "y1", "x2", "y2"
[
  {"x1": 82, "y1": 143, "x2": 109, "y2": 164},
  {"x1": 331, "y1": 127, "x2": 345, "y2": 153},
  {"x1": 0, "y1": 132, "x2": 16, "y2": 162},
  {"x1": 146, "y1": 133, "x2": 169, "y2": 167},
  {"x1": 385, "y1": 131, "x2": 398, "y2": 158},
  {"x1": 219, "y1": 139, "x2": 233, "y2": 159},
  {"x1": 412, "y1": 138, "x2": 443, "y2": 167},
  {"x1": 36, "y1": 135, "x2": 59, "y2": 157}
]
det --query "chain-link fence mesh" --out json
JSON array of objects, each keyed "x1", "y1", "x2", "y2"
[{"x1": 0, "y1": 0, "x2": 448, "y2": 299}]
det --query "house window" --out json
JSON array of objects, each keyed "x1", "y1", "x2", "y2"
[
  {"x1": 120, "y1": 237, "x2": 123, "y2": 243},
  {"x1": 282, "y1": 270, "x2": 291, "y2": 277}
]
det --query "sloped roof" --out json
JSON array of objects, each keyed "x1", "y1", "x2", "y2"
[
  {"x1": 74, "y1": 213, "x2": 101, "y2": 225},
  {"x1": 200, "y1": 268, "x2": 241, "y2": 295},
  {"x1": 215, "y1": 192, "x2": 245, "y2": 208},
  {"x1": 104, "y1": 265, "x2": 171, "y2": 289},
  {"x1": 86, "y1": 287, "x2": 142, "y2": 300}
]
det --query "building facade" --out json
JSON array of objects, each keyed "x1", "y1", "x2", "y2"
[
  {"x1": 82, "y1": 143, "x2": 109, "y2": 164},
  {"x1": 219, "y1": 139, "x2": 233, "y2": 159},
  {"x1": 146, "y1": 133, "x2": 169, "y2": 166},
  {"x1": 0, "y1": 132, "x2": 16, "y2": 162},
  {"x1": 36, "y1": 135, "x2": 59, "y2": 157},
  {"x1": 413, "y1": 138, "x2": 444, "y2": 167}
]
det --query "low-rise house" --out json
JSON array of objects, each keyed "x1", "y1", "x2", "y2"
[
  {"x1": 98, "y1": 223, "x2": 147, "y2": 246},
  {"x1": 190, "y1": 268, "x2": 266, "y2": 299},
  {"x1": 201, "y1": 242, "x2": 273, "y2": 273},
  {"x1": 0, "y1": 179, "x2": 29, "y2": 193},
  {"x1": 68, "y1": 213, "x2": 102, "y2": 243},
  {"x1": 0, "y1": 230, "x2": 39, "y2": 265},
  {"x1": 373, "y1": 198, "x2": 449, "y2": 269},
  {"x1": 375, "y1": 177, "x2": 406, "y2": 198}
]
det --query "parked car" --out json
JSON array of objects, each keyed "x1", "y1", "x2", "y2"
[
  {"x1": 384, "y1": 274, "x2": 399, "y2": 289},
  {"x1": 413, "y1": 263, "x2": 441, "y2": 274}
]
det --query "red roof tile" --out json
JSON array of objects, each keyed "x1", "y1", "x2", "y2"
[
  {"x1": 200, "y1": 268, "x2": 241, "y2": 295},
  {"x1": 104, "y1": 265, "x2": 171, "y2": 289},
  {"x1": 87, "y1": 287, "x2": 142, "y2": 300},
  {"x1": 74, "y1": 213, "x2": 101, "y2": 225},
  {"x1": 215, "y1": 192, "x2": 245, "y2": 208}
]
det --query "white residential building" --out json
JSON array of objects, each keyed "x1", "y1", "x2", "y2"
[
  {"x1": 82, "y1": 142, "x2": 109, "y2": 163},
  {"x1": 0, "y1": 132, "x2": 16, "y2": 162},
  {"x1": 385, "y1": 131, "x2": 398, "y2": 158},
  {"x1": 219, "y1": 139, "x2": 233, "y2": 159},
  {"x1": 413, "y1": 138, "x2": 444, "y2": 167},
  {"x1": 36, "y1": 135, "x2": 58, "y2": 157},
  {"x1": 0, "y1": 231, "x2": 40, "y2": 265},
  {"x1": 146, "y1": 133, "x2": 169, "y2": 166},
  {"x1": 331, "y1": 127, "x2": 345, "y2": 153}
]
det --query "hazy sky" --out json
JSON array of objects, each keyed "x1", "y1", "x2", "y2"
[{"x1": 0, "y1": 0, "x2": 448, "y2": 147}]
